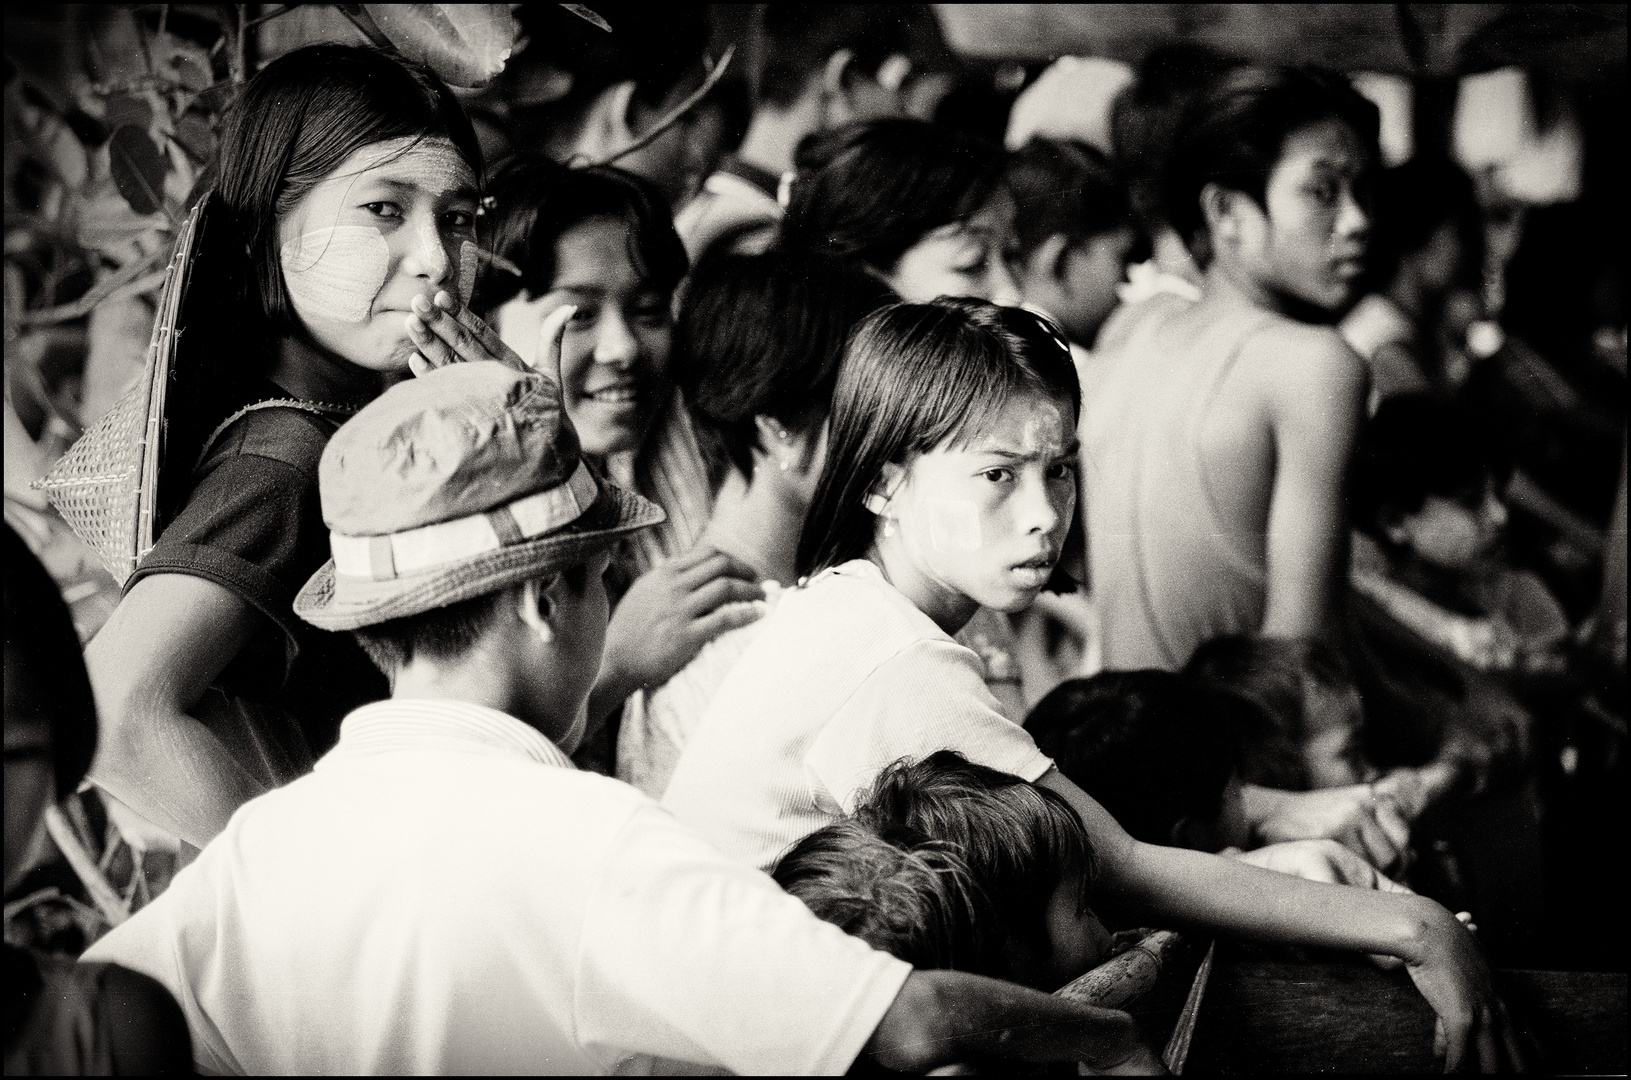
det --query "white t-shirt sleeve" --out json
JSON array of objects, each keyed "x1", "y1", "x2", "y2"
[
  {"x1": 805, "y1": 638, "x2": 1055, "y2": 813},
  {"x1": 575, "y1": 801, "x2": 912, "y2": 1076}
]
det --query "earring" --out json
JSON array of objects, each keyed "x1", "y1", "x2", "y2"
[
  {"x1": 779, "y1": 457, "x2": 792, "y2": 473},
  {"x1": 882, "y1": 518, "x2": 896, "y2": 538}
]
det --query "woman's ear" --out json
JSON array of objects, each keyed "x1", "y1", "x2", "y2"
[
  {"x1": 752, "y1": 414, "x2": 794, "y2": 473},
  {"x1": 864, "y1": 461, "x2": 906, "y2": 515}
]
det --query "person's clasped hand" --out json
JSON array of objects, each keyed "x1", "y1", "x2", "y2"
[
  {"x1": 405, "y1": 289, "x2": 543, "y2": 376},
  {"x1": 1247, "y1": 783, "x2": 1413, "y2": 876},
  {"x1": 600, "y1": 545, "x2": 766, "y2": 697}
]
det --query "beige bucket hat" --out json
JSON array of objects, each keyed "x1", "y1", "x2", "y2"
[{"x1": 294, "y1": 362, "x2": 663, "y2": 631}]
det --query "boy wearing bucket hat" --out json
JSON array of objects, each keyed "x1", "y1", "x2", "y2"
[{"x1": 83, "y1": 353, "x2": 1163, "y2": 1074}]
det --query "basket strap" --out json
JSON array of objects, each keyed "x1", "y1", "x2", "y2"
[{"x1": 193, "y1": 399, "x2": 358, "y2": 475}]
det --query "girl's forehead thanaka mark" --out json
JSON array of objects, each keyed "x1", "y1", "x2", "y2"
[
  {"x1": 317, "y1": 136, "x2": 476, "y2": 200},
  {"x1": 959, "y1": 398, "x2": 1075, "y2": 456}
]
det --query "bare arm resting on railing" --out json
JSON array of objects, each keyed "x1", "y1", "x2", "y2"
[{"x1": 1036, "y1": 768, "x2": 1524, "y2": 1072}]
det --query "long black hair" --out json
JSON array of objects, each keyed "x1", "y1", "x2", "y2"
[
  {"x1": 779, "y1": 118, "x2": 1006, "y2": 275},
  {"x1": 797, "y1": 298, "x2": 1079, "y2": 577}
]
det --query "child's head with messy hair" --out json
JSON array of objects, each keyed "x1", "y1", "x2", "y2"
[
  {"x1": 855, "y1": 751, "x2": 1109, "y2": 988},
  {"x1": 772, "y1": 819, "x2": 1000, "y2": 976}
]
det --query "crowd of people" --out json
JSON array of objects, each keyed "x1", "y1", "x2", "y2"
[{"x1": 6, "y1": 5, "x2": 1623, "y2": 1075}]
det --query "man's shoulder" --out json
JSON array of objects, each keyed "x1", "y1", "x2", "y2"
[
  {"x1": 1235, "y1": 317, "x2": 1368, "y2": 406},
  {"x1": 1240, "y1": 316, "x2": 1363, "y2": 369}
]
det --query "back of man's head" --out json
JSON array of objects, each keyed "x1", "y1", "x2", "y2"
[
  {"x1": 1026, "y1": 673, "x2": 1237, "y2": 848},
  {"x1": 773, "y1": 818, "x2": 1000, "y2": 974},
  {"x1": 1006, "y1": 137, "x2": 1134, "y2": 264},
  {"x1": 757, "y1": 5, "x2": 917, "y2": 109},
  {"x1": 854, "y1": 752, "x2": 1095, "y2": 945},
  {"x1": 1109, "y1": 43, "x2": 1240, "y2": 238},
  {"x1": 351, "y1": 589, "x2": 510, "y2": 676}
]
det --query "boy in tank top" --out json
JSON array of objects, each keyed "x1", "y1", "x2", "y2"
[{"x1": 1085, "y1": 66, "x2": 1378, "y2": 671}]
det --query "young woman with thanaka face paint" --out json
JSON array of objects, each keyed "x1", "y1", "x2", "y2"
[
  {"x1": 662, "y1": 299, "x2": 1521, "y2": 1073},
  {"x1": 84, "y1": 46, "x2": 548, "y2": 850}
]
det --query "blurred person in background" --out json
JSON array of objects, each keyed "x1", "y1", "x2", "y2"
[
  {"x1": 676, "y1": 5, "x2": 942, "y2": 263},
  {"x1": 1349, "y1": 394, "x2": 1568, "y2": 680},
  {"x1": 6, "y1": 527, "x2": 191, "y2": 1074},
  {"x1": 1341, "y1": 158, "x2": 1486, "y2": 411},
  {"x1": 781, "y1": 118, "x2": 1020, "y2": 309},
  {"x1": 1084, "y1": 66, "x2": 1378, "y2": 673},
  {"x1": 484, "y1": 4, "x2": 727, "y2": 211},
  {"x1": 1005, "y1": 138, "x2": 1139, "y2": 394}
]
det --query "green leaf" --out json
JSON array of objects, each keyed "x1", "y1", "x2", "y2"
[{"x1": 108, "y1": 126, "x2": 167, "y2": 217}]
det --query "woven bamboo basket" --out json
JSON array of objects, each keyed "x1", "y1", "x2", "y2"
[{"x1": 33, "y1": 195, "x2": 210, "y2": 586}]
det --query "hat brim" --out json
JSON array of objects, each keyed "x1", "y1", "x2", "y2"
[{"x1": 293, "y1": 479, "x2": 664, "y2": 632}]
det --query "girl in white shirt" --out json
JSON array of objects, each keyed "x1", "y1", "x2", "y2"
[{"x1": 664, "y1": 297, "x2": 1521, "y2": 1071}]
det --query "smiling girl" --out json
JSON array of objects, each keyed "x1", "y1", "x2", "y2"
[
  {"x1": 1084, "y1": 65, "x2": 1378, "y2": 673},
  {"x1": 663, "y1": 298, "x2": 1520, "y2": 1071},
  {"x1": 473, "y1": 160, "x2": 765, "y2": 763},
  {"x1": 85, "y1": 46, "x2": 496, "y2": 849}
]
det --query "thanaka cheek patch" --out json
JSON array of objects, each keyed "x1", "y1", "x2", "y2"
[
  {"x1": 458, "y1": 241, "x2": 479, "y2": 306},
  {"x1": 280, "y1": 226, "x2": 391, "y2": 324},
  {"x1": 926, "y1": 498, "x2": 983, "y2": 552}
]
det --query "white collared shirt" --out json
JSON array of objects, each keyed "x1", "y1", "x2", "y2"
[{"x1": 84, "y1": 698, "x2": 910, "y2": 1075}]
